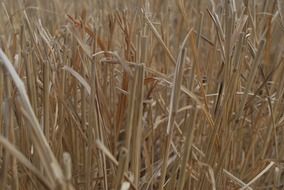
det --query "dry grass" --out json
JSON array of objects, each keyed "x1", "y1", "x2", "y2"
[{"x1": 0, "y1": 0, "x2": 284, "y2": 189}]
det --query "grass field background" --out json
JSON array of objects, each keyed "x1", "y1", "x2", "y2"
[{"x1": 0, "y1": 0, "x2": 284, "y2": 189}]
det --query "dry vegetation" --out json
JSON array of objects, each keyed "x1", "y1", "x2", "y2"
[{"x1": 0, "y1": 0, "x2": 284, "y2": 189}]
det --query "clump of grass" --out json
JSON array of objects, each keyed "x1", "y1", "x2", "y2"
[{"x1": 0, "y1": 0, "x2": 284, "y2": 189}]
